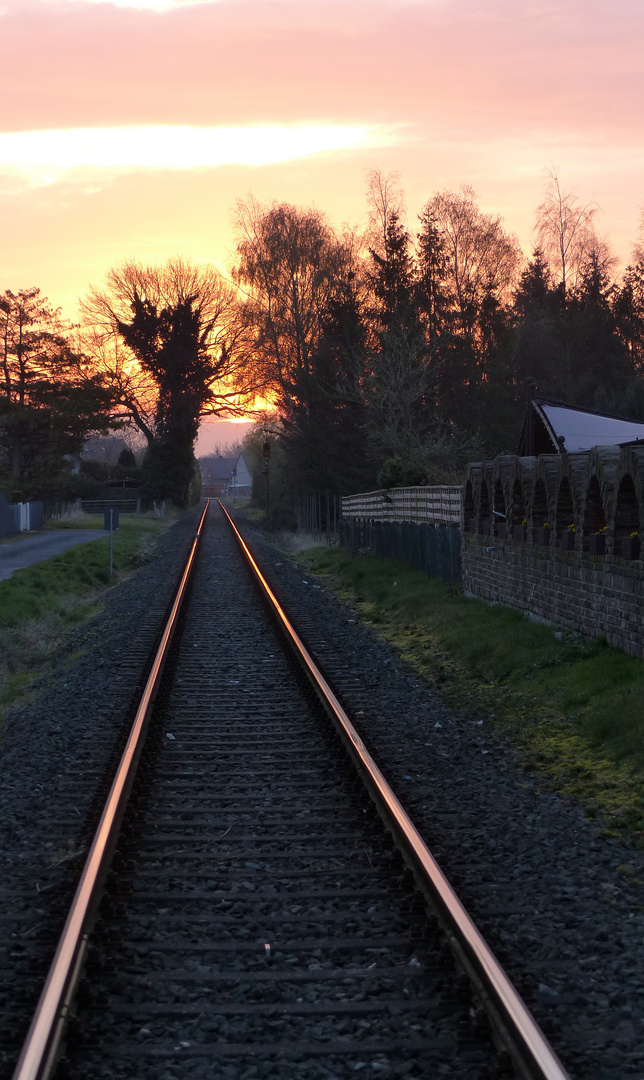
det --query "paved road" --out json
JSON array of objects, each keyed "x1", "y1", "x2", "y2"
[{"x1": 0, "y1": 530, "x2": 107, "y2": 582}]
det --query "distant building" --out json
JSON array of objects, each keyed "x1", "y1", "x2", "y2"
[
  {"x1": 199, "y1": 451, "x2": 254, "y2": 499},
  {"x1": 105, "y1": 473, "x2": 142, "y2": 490},
  {"x1": 518, "y1": 396, "x2": 644, "y2": 456},
  {"x1": 199, "y1": 456, "x2": 237, "y2": 497},
  {"x1": 229, "y1": 452, "x2": 253, "y2": 498}
]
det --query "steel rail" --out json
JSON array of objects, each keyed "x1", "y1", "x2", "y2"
[
  {"x1": 220, "y1": 502, "x2": 571, "y2": 1080},
  {"x1": 12, "y1": 500, "x2": 210, "y2": 1080}
]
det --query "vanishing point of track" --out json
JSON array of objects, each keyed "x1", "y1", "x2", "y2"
[{"x1": 11, "y1": 501, "x2": 570, "y2": 1080}]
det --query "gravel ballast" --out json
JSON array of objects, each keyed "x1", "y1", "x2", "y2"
[
  {"x1": 237, "y1": 519, "x2": 644, "y2": 1080},
  {"x1": 60, "y1": 508, "x2": 507, "y2": 1079}
]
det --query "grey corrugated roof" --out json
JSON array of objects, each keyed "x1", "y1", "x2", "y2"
[
  {"x1": 518, "y1": 397, "x2": 644, "y2": 455},
  {"x1": 539, "y1": 402, "x2": 644, "y2": 452}
]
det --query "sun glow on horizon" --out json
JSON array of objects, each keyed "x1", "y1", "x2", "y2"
[{"x1": 0, "y1": 124, "x2": 399, "y2": 187}]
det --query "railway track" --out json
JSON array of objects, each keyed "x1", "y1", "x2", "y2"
[{"x1": 11, "y1": 502, "x2": 570, "y2": 1080}]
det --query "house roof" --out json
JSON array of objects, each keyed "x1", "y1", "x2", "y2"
[
  {"x1": 200, "y1": 455, "x2": 237, "y2": 480},
  {"x1": 518, "y1": 397, "x2": 644, "y2": 455}
]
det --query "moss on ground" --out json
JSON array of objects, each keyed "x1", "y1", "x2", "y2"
[{"x1": 297, "y1": 546, "x2": 644, "y2": 844}]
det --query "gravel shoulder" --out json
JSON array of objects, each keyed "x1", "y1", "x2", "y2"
[
  {"x1": 237, "y1": 519, "x2": 644, "y2": 1080},
  {"x1": 0, "y1": 508, "x2": 199, "y2": 1077}
]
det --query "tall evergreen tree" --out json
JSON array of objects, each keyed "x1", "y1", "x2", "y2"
[
  {"x1": 511, "y1": 249, "x2": 564, "y2": 394},
  {"x1": 281, "y1": 276, "x2": 374, "y2": 495},
  {"x1": 419, "y1": 186, "x2": 522, "y2": 444},
  {"x1": 565, "y1": 253, "x2": 634, "y2": 413},
  {"x1": 0, "y1": 288, "x2": 114, "y2": 499},
  {"x1": 614, "y1": 254, "x2": 644, "y2": 375},
  {"x1": 368, "y1": 212, "x2": 416, "y2": 330}
]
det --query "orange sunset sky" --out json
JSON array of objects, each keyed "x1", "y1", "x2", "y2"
[{"x1": 2, "y1": 0, "x2": 643, "y2": 453}]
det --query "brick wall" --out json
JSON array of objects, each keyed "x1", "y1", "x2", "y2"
[
  {"x1": 462, "y1": 534, "x2": 644, "y2": 658},
  {"x1": 463, "y1": 445, "x2": 644, "y2": 659}
]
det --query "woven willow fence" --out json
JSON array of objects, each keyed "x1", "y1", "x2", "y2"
[{"x1": 341, "y1": 486, "x2": 462, "y2": 525}]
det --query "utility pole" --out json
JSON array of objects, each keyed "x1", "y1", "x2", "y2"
[{"x1": 263, "y1": 439, "x2": 270, "y2": 513}]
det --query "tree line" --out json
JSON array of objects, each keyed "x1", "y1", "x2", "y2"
[{"x1": 2, "y1": 169, "x2": 644, "y2": 513}]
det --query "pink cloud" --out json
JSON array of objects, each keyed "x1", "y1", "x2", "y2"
[
  {"x1": 1, "y1": 0, "x2": 641, "y2": 138},
  {"x1": 1, "y1": 0, "x2": 643, "y2": 316}
]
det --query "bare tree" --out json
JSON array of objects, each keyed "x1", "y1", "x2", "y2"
[
  {"x1": 535, "y1": 169, "x2": 599, "y2": 299},
  {"x1": 232, "y1": 199, "x2": 352, "y2": 422},
  {"x1": 79, "y1": 329, "x2": 157, "y2": 444},
  {"x1": 631, "y1": 210, "x2": 644, "y2": 266},
  {"x1": 423, "y1": 185, "x2": 522, "y2": 339},
  {"x1": 365, "y1": 318, "x2": 434, "y2": 477},
  {"x1": 364, "y1": 169, "x2": 405, "y2": 261}
]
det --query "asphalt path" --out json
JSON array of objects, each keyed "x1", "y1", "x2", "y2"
[{"x1": 0, "y1": 530, "x2": 107, "y2": 582}]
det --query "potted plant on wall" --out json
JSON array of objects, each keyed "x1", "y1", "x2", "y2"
[
  {"x1": 618, "y1": 531, "x2": 641, "y2": 560},
  {"x1": 589, "y1": 525, "x2": 608, "y2": 556},
  {"x1": 534, "y1": 521, "x2": 551, "y2": 545},
  {"x1": 561, "y1": 523, "x2": 576, "y2": 551}
]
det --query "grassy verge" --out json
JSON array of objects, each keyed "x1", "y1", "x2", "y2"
[
  {"x1": 0, "y1": 515, "x2": 174, "y2": 724},
  {"x1": 297, "y1": 545, "x2": 644, "y2": 843},
  {"x1": 233, "y1": 504, "x2": 264, "y2": 525}
]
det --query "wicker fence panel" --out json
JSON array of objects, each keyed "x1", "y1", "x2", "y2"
[{"x1": 341, "y1": 485, "x2": 462, "y2": 525}]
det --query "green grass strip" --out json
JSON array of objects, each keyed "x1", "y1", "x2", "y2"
[
  {"x1": 0, "y1": 515, "x2": 172, "y2": 723},
  {"x1": 0, "y1": 516, "x2": 168, "y2": 626},
  {"x1": 298, "y1": 546, "x2": 644, "y2": 843}
]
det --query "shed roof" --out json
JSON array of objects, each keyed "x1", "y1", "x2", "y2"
[{"x1": 518, "y1": 397, "x2": 644, "y2": 455}]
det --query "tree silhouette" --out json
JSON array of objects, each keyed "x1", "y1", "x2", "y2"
[
  {"x1": 0, "y1": 288, "x2": 114, "y2": 498},
  {"x1": 83, "y1": 258, "x2": 256, "y2": 507}
]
